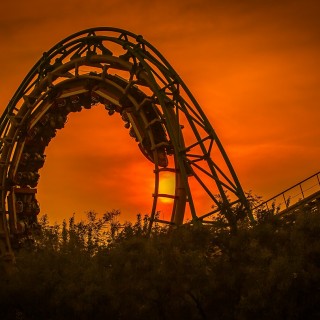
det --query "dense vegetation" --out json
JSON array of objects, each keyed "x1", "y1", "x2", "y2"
[{"x1": 1, "y1": 207, "x2": 320, "y2": 319}]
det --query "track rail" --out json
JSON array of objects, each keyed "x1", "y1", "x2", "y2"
[{"x1": 253, "y1": 171, "x2": 320, "y2": 216}]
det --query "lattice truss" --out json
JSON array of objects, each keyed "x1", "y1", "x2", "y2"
[{"x1": 0, "y1": 28, "x2": 251, "y2": 258}]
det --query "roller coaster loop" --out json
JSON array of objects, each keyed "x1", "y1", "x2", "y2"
[{"x1": 0, "y1": 27, "x2": 252, "y2": 266}]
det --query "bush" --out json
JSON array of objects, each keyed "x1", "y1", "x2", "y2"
[{"x1": 0, "y1": 208, "x2": 320, "y2": 319}]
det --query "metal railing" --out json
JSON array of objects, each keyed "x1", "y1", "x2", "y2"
[{"x1": 253, "y1": 171, "x2": 320, "y2": 214}]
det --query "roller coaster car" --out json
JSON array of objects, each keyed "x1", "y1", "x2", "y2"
[
  {"x1": 54, "y1": 97, "x2": 81, "y2": 113},
  {"x1": 37, "y1": 111, "x2": 67, "y2": 130},
  {"x1": 118, "y1": 105, "x2": 169, "y2": 167},
  {"x1": 101, "y1": 75, "x2": 171, "y2": 167},
  {"x1": 104, "y1": 103, "x2": 118, "y2": 115},
  {"x1": 81, "y1": 93, "x2": 93, "y2": 109},
  {"x1": 131, "y1": 101, "x2": 170, "y2": 167},
  {"x1": 54, "y1": 87, "x2": 86, "y2": 113},
  {"x1": 15, "y1": 196, "x2": 40, "y2": 217},
  {"x1": 26, "y1": 125, "x2": 57, "y2": 150},
  {"x1": 19, "y1": 153, "x2": 45, "y2": 171},
  {"x1": 14, "y1": 171, "x2": 39, "y2": 188},
  {"x1": 69, "y1": 96, "x2": 82, "y2": 112},
  {"x1": 55, "y1": 91, "x2": 101, "y2": 112},
  {"x1": 48, "y1": 113, "x2": 67, "y2": 129},
  {"x1": 47, "y1": 74, "x2": 171, "y2": 168},
  {"x1": 7, "y1": 187, "x2": 40, "y2": 235}
]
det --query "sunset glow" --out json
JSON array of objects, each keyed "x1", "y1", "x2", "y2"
[
  {"x1": 0, "y1": 0, "x2": 319, "y2": 223},
  {"x1": 158, "y1": 173, "x2": 175, "y2": 203}
]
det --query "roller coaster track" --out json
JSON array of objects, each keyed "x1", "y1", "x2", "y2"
[
  {"x1": 0, "y1": 27, "x2": 252, "y2": 267},
  {"x1": 253, "y1": 171, "x2": 320, "y2": 218}
]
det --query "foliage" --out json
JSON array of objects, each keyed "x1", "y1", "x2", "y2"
[{"x1": 0, "y1": 206, "x2": 320, "y2": 319}]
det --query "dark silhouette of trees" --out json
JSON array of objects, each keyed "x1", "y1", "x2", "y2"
[{"x1": 0, "y1": 206, "x2": 320, "y2": 319}]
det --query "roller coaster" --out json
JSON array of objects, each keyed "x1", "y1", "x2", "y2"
[
  {"x1": 0, "y1": 27, "x2": 318, "y2": 268},
  {"x1": 253, "y1": 171, "x2": 320, "y2": 219}
]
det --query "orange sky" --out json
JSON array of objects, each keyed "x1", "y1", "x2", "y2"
[{"x1": 0, "y1": 0, "x2": 319, "y2": 223}]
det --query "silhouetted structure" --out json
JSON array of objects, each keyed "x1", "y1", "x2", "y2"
[
  {"x1": 0, "y1": 27, "x2": 251, "y2": 266},
  {"x1": 253, "y1": 171, "x2": 320, "y2": 219}
]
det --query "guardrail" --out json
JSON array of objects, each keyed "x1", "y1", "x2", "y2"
[{"x1": 253, "y1": 171, "x2": 320, "y2": 214}]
